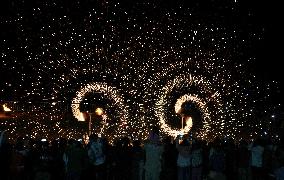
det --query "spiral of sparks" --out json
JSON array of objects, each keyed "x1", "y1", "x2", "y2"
[
  {"x1": 71, "y1": 82, "x2": 129, "y2": 140},
  {"x1": 152, "y1": 72, "x2": 225, "y2": 140},
  {"x1": 0, "y1": 1, "x2": 279, "y2": 142}
]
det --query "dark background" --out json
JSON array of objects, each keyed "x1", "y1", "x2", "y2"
[
  {"x1": 0, "y1": 0, "x2": 283, "y2": 105},
  {"x1": 254, "y1": 0, "x2": 283, "y2": 107}
]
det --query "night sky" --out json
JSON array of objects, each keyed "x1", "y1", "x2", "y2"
[
  {"x1": 0, "y1": 0, "x2": 283, "y2": 141},
  {"x1": 251, "y1": 0, "x2": 281, "y2": 87}
]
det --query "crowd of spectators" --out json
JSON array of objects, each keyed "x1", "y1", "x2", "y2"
[{"x1": 1, "y1": 127, "x2": 284, "y2": 180}]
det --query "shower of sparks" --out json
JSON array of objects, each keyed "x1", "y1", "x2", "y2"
[{"x1": 0, "y1": 1, "x2": 280, "y2": 142}]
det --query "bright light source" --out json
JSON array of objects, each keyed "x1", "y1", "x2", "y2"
[
  {"x1": 78, "y1": 112, "x2": 86, "y2": 121},
  {"x1": 3, "y1": 104, "x2": 12, "y2": 112},
  {"x1": 185, "y1": 116, "x2": 193, "y2": 128},
  {"x1": 95, "y1": 108, "x2": 104, "y2": 116}
]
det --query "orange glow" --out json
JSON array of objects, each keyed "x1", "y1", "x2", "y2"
[{"x1": 95, "y1": 108, "x2": 104, "y2": 116}]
